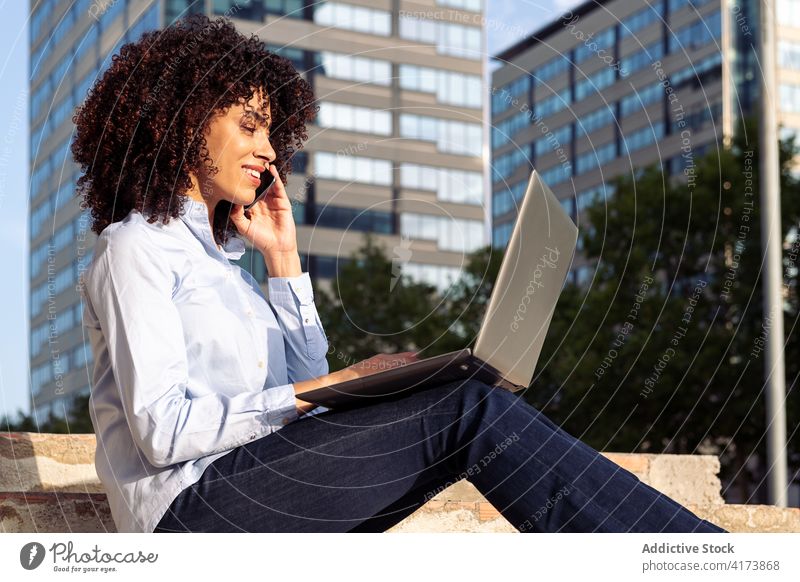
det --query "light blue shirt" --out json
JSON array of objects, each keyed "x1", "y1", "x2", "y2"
[{"x1": 80, "y1": 197, "x2": 330, "y2": 533}]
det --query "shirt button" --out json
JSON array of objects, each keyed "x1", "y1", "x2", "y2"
[
  {"x1": 247, "y1": 310, "x2": 254, "y2": 317},
  {"x1": 304, "y1": 318, "x2": 309, "y2": 324},
  {"x1": 257, "y1": 360, "x2": 265, "y2": 368}
]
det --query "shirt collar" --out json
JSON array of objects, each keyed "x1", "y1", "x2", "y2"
[{"x1": 178, "y1": 197, "x2": 246, "y2": 261}]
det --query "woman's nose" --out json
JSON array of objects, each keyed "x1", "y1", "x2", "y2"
[{"x1": 256, "y1": 137, "x2": 276, "y2": 164}]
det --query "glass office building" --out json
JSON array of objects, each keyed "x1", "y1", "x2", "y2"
[
  {"x1": 491, "y1": 0, "x2": 800, "y2": 285},
  {"x1": 28, "y1": 0, "x2": 486, "y2": 420}
]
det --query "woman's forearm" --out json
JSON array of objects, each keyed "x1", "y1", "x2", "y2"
[
  {"x1": 264, "y1": 251, "x2": 302, "y2": 278},
  {"x1": 292, "y1": 368, "x2": 358, "y2": 414}
]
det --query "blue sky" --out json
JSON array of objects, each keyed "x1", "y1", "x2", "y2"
[{"x1": 0, "y1": 0, "x2": 580, "y2": 421}]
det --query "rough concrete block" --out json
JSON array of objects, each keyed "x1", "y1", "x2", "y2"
[
  {"x1": 389, "y1": 508, "x2": 516, "y2": 533},
  {"x1": 0, "y1": 492, "x2": 115, "y2": 533},
  {"x1": 0, "y1": 433, "x2": 101, "y2": 493},
  {"x1": 603, "y1": 452, "x2": 651, "y2": 476},
  {"x1": 689, "y1": 504, "x2": 800, "y2": 533},
  {"x1": 649, "y1": 454, "x2": 724, "y2": 506}
]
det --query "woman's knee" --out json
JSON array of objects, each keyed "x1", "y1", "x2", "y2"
[{"x1": 449, "y1": 379, "x2": 521, "y2": 416}]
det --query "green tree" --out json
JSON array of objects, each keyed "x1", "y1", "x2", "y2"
[
  {"x1": 316, "y1": 234, "x2": 461, "y2": 372},
  {"x1": 2, "y1": 394, "x2": 94, "y2": 434},
  {"x1": 521, "y1": 115, "x2": 800, "y2": 503}
]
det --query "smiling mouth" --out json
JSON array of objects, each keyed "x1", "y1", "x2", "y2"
[{"x1": 243, "y1": 167, "x2": 261, "y2": 186}]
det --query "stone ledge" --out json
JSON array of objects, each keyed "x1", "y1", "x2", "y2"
[
  {"x1": 688, "y1": 504, "x2": 800, "y2": 534},
  {"x1": 0, "y1": 433, "x2": 102, "y2": 493},
  {"x1": 0, "y1": 492, "x2": 115, "y2": 533},
  {"x1": 0, "y1": 434, "x2": 725, "y2": 508},
  {"x1": 388, "y1": 502, "x2": 800, "y2": 533},
  {"x1": 11, "y1": 432, "x2": 785, "y2": 533},
  {"x1": 4, "y1": 492, "x2": 796, "y2": 533}
]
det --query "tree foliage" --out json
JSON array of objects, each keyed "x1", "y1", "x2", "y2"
[
  {"x1": 515, "y1": 116, "x2": 800, "y2": 502},
  {"x1": 2, "y1": 394, "x2": 94, "y2": 434}
]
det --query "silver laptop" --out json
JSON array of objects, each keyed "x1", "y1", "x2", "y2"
[{"x1": 298, "y1": 170, "x2": 579, "y2": 408}]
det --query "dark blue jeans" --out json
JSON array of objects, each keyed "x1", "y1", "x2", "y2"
[{"x1": 153, "y1": 380, "x2": 726, "y2": 533}]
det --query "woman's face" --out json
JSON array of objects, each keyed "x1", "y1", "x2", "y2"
[{"x1": 193, "y1": 88, "x2": 276, "y2": 208}]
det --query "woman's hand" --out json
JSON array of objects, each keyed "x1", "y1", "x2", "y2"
[
  {"x1": 292, "y1": 352, "x2": 420, "y2": 414},
  {"x1": 336, "y1": 351, "x2": 420, "y2": 383},
  {"x1": 230, "y1": 164, "x2": 297, "y2": 256}
]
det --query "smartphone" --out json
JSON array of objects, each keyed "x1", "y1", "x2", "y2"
[{"x1": 243, "y1": 169, "x2": 276, "y2": 211}]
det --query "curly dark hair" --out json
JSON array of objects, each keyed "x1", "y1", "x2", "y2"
[{"x1": 71, "y1": 13, "x2": 316, "y2": 245}]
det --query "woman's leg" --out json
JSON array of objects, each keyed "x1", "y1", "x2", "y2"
[{"x1": 153, "y1": 379, "x2": 725, "y2": 533}]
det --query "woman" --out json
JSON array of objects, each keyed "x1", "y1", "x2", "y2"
[{"x1": 72, "y1": 14, "x2": 724, "y2": 533}]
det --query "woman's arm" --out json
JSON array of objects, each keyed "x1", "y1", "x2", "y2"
[
  {"x1": 84, "y1": 230, "x2": 307, "y2": 468},
  {"x1": 266, "y1": 271, "x2": 330, "y2": 383},
  {"x1": 293, "y1": 352, "x2": 419, "y2": 414}
]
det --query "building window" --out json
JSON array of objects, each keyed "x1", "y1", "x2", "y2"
[
  {"x1": 779, "y1": 40, "x2": 800, "y2": 71},
  {"x1": 620, "y1": 4, "x2": 664, "y2": 38},
  {"x1": 400, "y1": 163, "x2": 483, "y2": 205},
  {"x1": 668, "y1": 0, "x2": 715, "y2": 13},
  {"x1": 672, "y1": 102, "x2": 721, "y2": 133},
  {"x1": 127, "y1": 2, "x2": 160, "y2": 42},
  {"x1": 319, "y1": 51, "x2": 391, "y2": 86},
  {"x1": 399, "y1": 65, "x2": 482, "y2": 109},
  {"x1": 314, "y1": 2, "x2": 391, "y2": 36},
  {"x1": 313, "y1": 205, "x2": 393, "y2": 234},
  {"x1": 492, "y1": 180, "x2": 526, "y2": 218},
  {"x1": 620, "y1": 41, "x2": 664, "y2": 78},
  {"x1": 492, "y1": 111, "x2": 530, "y2": 149},
  {"x1": 317, "y1": 102, "x2": 392, "y2": 135},
  {"x1": 492, "y1": 148, "x2": 531, "y2": 183},
  {"x1": 264, "y1": 0, "x2": 306, "y2": 18},
  {"x1": 574, "y1": 67, "x2": 615, "y2": 101},
  {"x1": 576, "y1": 183, "x2": 615, "y2": 217},
  {"x1": 492, "y1": 75, "x2": 529, "y2": 115},
  {"x1": 533, "y1": 124, "x2": 572, "y2": 158},
  {"x1": 577, "y1": 105, "x2": 615, "y2": 136},
  {"x1": 399, "y1": 114, "x2": 482, "y2": 156},
  {"x1": 668, "y1": 9, "x2": 721, "y2": 53},
  {"x1": 533, "y1": 55, "x2": 570, "y2": 88},
  {"x1": 399, "y1": 16, "x2": 480, "y2": 60},
  {"x1": 213, "y1": 0, "x2": 263, "y2": 20},
  {"x1": 537, "y1": 88, "x2": 571, "y2": 118},
  {"x1": 778, "y1": 0, "x2": 800, "y2": 28},
  {"x1": 314, "y1": 152, "x2": 392, "y2": 185},
  {"x1": 401, "y1": 262, "x2": 462, "y2": 292},
  {"x1": 437, "y1": 0, "x2": 482, "y2": 12},
  {"x1": 621, "y1": 122, "x2": 665, "y2": 154},
  {"x1": 401, "y1": 213, "x2": 484, "y2": 253},
  {"x1": 574, "y1": 27, "x2": 615, "y2": 64},
  {"x1": 619, "y1": 82, "x2": 663, "y2": 117},
  {"x1": 493, "y1": 220, "x2": 514, "y2": 248},
  {"x1": 99, "y1": 0, "x2": 126, "y2": 30},
  {"x1": 671, "y1": 51, "x2": 722, "y2": 90},
  {"x1": 539, "y1": 163, "x2": 573, "y2": 186},
  {"x1": 575, "y1": 141, "x2": 616, "y2": 175},
  {"x1": 780, "y1": 84, "x2": 800, "y2": 114}
]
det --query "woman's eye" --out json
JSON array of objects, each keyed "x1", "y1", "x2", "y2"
[{"x1": 242, "y1": 125, "x2": 256, "y2": 133}]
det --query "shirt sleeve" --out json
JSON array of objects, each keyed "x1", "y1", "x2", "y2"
[
  {"x1": 84, "y1": 230, "x2": 299, "y2": 469},
  {"x1": 267, "y1": 272, "x2": 330, "y2": 384}
]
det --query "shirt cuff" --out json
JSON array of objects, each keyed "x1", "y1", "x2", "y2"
[
  {"x1": 261, "y1": 382, "x2": 299, "y2": 429},
  {"x1": 267, "y1": 272, "x2": 314, "y2": 307}
]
